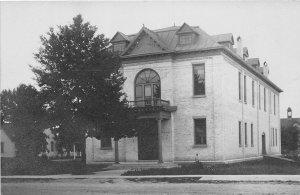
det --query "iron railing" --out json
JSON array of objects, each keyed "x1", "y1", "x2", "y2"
[{"x1": 128, "y1": 99, "x2": 170, "y2": 107}]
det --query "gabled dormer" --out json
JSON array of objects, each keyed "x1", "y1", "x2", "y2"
[
  {"x1": 110, "y1": 32, "x2": 130, "y2": 53},
  {"x1": 176, "y1": 23, "x2": 199, "y2": 45}
]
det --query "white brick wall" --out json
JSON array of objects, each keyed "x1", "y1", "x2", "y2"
[{"x1": 86, "y1": 52, "x2": 281, "y2": 163}]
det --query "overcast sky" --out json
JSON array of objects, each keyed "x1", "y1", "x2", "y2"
[{"x1": 1, "y1": 1, "x2": 299, "y2": 117}]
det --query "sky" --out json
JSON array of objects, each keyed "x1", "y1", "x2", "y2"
[{"x1": 1, "y1": 1, "x2": 300, "y2": 118}]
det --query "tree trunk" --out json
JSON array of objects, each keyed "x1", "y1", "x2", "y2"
[
  {"x1": 81, "y1": 137, "x2": 86, "y2": 164},
  {"x1": 114, "y1": 139, "x2": 119, "y2": 164}
]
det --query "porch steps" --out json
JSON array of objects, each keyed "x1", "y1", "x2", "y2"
[{"x1": 106, "y1": 162, "x2": 179, "y2": 170}]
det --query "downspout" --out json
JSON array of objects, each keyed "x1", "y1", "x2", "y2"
[{"x1": 257, "y1": 82, "x2": 260, "y2": 156}]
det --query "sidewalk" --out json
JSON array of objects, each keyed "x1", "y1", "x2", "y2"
[{"x1": 2, "y1": 170, "x2": 300, "y2": 182}]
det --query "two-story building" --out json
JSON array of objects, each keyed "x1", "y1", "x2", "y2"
[{"x1": 86, "y1": 23, "x2": 282, "y2": 163}]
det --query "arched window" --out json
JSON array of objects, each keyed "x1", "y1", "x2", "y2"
[{"x1": 135, "y1": 69, "x2": 161, "y2": 102}]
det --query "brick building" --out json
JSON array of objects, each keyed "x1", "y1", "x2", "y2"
[{"x1": 86, "y1": 23, "x2": 282, "y2": 163}]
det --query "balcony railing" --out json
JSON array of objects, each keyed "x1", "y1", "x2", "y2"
[{"x1": 128, "y1": 99, "x2": 170, "y2": 108}]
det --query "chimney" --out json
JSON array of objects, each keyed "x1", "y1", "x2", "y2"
[
  {"x1": 262, "y1": 61, "x2": 269, "y2": 77},
  {"x1": 287, "y1": 107, "x2": 292, "y2": 118},
  {"x1": 236, "y1": 36, "x2": 243, "y2": 58}
]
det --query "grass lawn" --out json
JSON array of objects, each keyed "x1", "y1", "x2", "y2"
[
  {"x1": 1, "y1": 157, "x2": 110, "y2": 176},
  {"x1": 122, "y1": 157, "x2": 300, "y2": 176}
]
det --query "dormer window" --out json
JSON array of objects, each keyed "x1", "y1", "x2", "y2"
[
  {"x1": 179, "y1": 34, "x2": 194, "y2": 45},
  {"x1": 113, "y1": 42, "x2": 126, "y2": 53},
  {"x1": 176, "y1": 23, "x2": 199, "y2": 46}
]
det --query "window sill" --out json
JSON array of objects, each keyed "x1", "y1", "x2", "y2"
[
  {"x1": 193, "y1": 95, "x2": 206, "y2": 98},
  {"x1": 100, "y1": 147, "x2": 113, "y2": 150},
  {"x1": 239, "y1": 144, "x2": 242, "y2": 147},
  {"x1": 193, "y1": 144, "x2": 207, "y2": 148},
  {"x1": 245, "y1": 144, "x2": 248, "y2": 147},
  {"x1": 239, "y1": 100, "x2": 243, "y2": 103},
  {"x1": 251, "y1": 144, "x2": 254, "y2": 147}
]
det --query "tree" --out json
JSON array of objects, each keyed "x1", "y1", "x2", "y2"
[
  {"x1": 32, "y1": 14, "x2": 135, "y2": 163},
  {"x1": 0, "y1": 84, "x2": 48, "y2": 160}
]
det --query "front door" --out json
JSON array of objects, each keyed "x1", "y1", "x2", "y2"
[
  {"x1": 262, "y1": 133, "x2": 266, "y2": 155},
  {"x1": 138, "y1": 120, "x2": 158, "y2": 160}
]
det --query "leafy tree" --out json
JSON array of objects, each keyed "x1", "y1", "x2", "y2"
[
  {"x1": 32, "y1": 14, "x2": 135, "y2": 163},
  {"x1": 0, "y1": 84, "x2": 48, "y2": 160}
]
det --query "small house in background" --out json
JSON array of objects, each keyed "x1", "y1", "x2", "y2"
[
  {"x1": 43, "y1": 128, "x2": 58, "y2": 158},
  {"x1": 0, "y1": 124, "x2": 16, "y2": 158},
  {"x1": 0, "y1": 125, "x2": 59, "y2": 159},
  {"x1": 281, "y1": 107, "x2": 300, "y2": 154}
]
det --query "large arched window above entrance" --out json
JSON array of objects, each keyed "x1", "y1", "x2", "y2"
[{"x1": 135, "y1": 69, "x2": 161, "y2": 101}]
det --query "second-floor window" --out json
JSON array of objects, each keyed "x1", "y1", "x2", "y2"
[
  {"x1": 252, "y1": 80, "x2": 255, "y2": 106},
  {"x1": 259, "y1": 85, "x2": 261, "y2": 110},
  {"x1": 274, "y1": 94, "x2": 276, "y2": 115},
  {"x1": 238, "y1": 72, "x2": 242, "y2": 101},
  {"x1": 264, "y1": 87, "x2": 266, "y2": 112},
  {"x1": 193, "y1": 64, "x2": 205, "y2": 95},
  {"x1": 244, "y1": 75, "x2": 247, "y2": 103}
]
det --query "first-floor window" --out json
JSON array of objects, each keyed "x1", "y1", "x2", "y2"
[
  {"x1": 101, "y1": 137, "x2": 112, "y2": 149},
  {"x1": 1, "y1": 142, "x2": 4, "y2": 153},
  {"x1": 239, "y1": 121, "x2": 242, "y2": 146},
  {"x1": 245, "y1": 123, "x2": 248, "y2": 146},
  {"x1": 251, "y1": 123, "x2": 254, "y2": 147},
  {"x1": 275, "y1": 128, "x2": 277, "y2": 146},
  {"x1": 194, "y1": 118, "x2": 206, "y2": 145}
]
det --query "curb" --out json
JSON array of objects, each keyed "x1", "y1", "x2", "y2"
[{"x1": 2, "y1": 175, "x2": 300, "y2": 182}]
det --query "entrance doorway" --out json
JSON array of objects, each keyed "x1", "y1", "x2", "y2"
[
  {"x1": 138, "y1": 119, "x2": 158, "y2": 160},
  {"x1": 262, "y1": 133, "x2": 266, "y2": 155}
]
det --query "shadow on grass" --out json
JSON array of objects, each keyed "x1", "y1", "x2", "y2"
[
  {"x1": 1, "y1": 157, "x2": 110, "y2": 176},
  {"x1": 122, "y1": 157, "x2": 300, "y2": 176}
]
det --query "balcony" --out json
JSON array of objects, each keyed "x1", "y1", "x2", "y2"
[{"x1": 128, "y1": 99, "x2": 177, "y2": 119}]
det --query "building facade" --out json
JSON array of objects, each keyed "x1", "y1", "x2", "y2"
[{"x1": 86, "y1": 23, "x2": 282, "y2": 163}]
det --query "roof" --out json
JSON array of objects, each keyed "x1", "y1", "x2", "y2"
[
  {"x1": 112, "y1": 23, "x2": 283, "y2": 92},
  {"x1": 212, "y1": 33, "x2": 234, "y2": 44},
  {"x1": 247, "y1": 58, "x2": 260, "y2": 66},
  {"x1": 1, "y1": 123, "x2": 15, "y2": 142},
  {"x1": 281, "y1": 118, "x2": 300, "y2": 130}
]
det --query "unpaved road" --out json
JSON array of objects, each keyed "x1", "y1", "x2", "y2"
[{"x1": 2, "y1": 179, "x2": 300, "y2": 195}]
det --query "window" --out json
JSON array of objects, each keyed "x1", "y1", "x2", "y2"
[
  {"x1": 244, "y1": 75, "x2": 247, "y2": 103},
  {"x1": 251, "y1": 123, "x2": 254, "y2": 147},
  {"x1": 245, "y1": 123, "x2": 248, "y2": 147},
  {"x1": 135, "y1": 69, "x2": 160, "y2": 102},
  {"x1": 101, "y1": 137, "x2": 112, "y2": 149},
  {"x1": 264, "y1": 88, "x2": 266, "y2": 112},
  {"x1": 274, "y1": 94, "x2": 276, "y2": 115},
  {"x1": 272, "y1": 128, "x2": 275, "y2": 147},
  {"x1": 1, "y1": 142, "x2": 4, "y2": 153},
  {"x1": 193, "y1": 64, "x2": 205, "y2": 95},
  {"x1": 239, "y1": 121, "x2": 242, "y2": 146},
  {"x1": 275, "y1": 128, "x2": 277, "y2": 146},
  {"x1": 259, "y1": 85, "x2": 261, "y2": 110},
  {"x1": 252, "y1": 80, "x2": 255, "y2": 106},
  {"x1": 194, "y1": 118, "x2": 206, "y2": 145},
  {"x1": 50, "y1": 141, "x2": 54, "y2": 152},
  {"x1": 179, "y1": 34, "x2": 193, "y2": 45},
  {"x1": 113, "y1": 42, "x2": 125, "y2": 53},
  {"x1": 238, "y1": 72, "x2": 242, "y2": 101}
]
